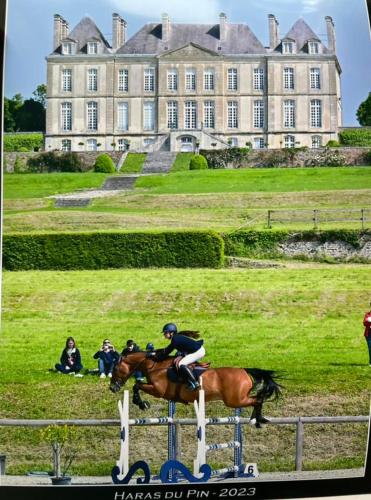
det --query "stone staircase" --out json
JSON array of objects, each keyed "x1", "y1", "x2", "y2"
[
  {"x1": 142, "y1": 151, "x2": 177, "y2": 174},
  {"x1": 102, "y1": 175, "x2": 139, "y2": 190}
]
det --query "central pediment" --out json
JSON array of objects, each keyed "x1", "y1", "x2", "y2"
[{"x1": 158, "y1": 42, "x2": 221, "y2": 60}]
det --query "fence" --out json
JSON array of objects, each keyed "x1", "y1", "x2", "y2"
[
  {"x1": 267, "y1": 208, "x2": 371, "y2": 229},
  {"x1": 0, "y1": 415, "x2": 368, "y2": 473}
]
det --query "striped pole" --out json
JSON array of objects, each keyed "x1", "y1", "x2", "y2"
[
  {"x1": 168, "y1": 400, "x2": 176, "y2": 481},
  {"x1": 116, "y1": 390, "x2": 129, "y2": 478}
]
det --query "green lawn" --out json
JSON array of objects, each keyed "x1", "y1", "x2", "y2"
[{"x1": 120, "y1": 153, "x2": 147, "y2": 173}]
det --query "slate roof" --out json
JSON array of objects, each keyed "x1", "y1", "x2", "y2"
[
  {"x1": 52, "y1": 16, "x2": 112, "y2": 54},
  {"x1": 116, "y1": 23, "x2": 267, "y2": 55},
  {"x1": 281, "y1": 18, "x2": 329, "y2": 53}
]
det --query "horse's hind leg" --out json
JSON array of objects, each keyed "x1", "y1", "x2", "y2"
[{"x1": 250, "y1": 401, "x2": 270, "y2": 428}]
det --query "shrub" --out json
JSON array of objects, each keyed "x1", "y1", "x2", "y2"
[
  {"x1": 199, "y1": 148, "x2": 249, "y2": 169},
  {"x1": 27, "y1": 152, "x2": 83, "y2": 173},
  {"x1": 326, "y1": 140, "x2": 340, "y2": 147},
  {"x1": 339, "y1": 128, "x2": 371, "y2": 146},
  {"x1": 2, "y1": 231, "x2": 224, "y2": 270},
  {"x1": 94, "y1": 154, "x2": 116, "y2": 173},
  {"x1": 4, "y1": 133, "x2": 44, "y2": 152},
  {"x1": 305, "y1": 148, "x2": 347, "y2": 167},
  {"x1": 363, "y1": 150, "x2": 371, "y2": 165},
  {"x1": 190, "y1": 154, "x2": 208, "y2": 170},
  {"x1": 13, "y1": 155, "x2": 28, "y2": 173}
]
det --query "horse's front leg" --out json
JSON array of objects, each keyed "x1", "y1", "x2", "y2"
[{"x1": 133, "y1": 382, "x2": 162, "y2": 410}]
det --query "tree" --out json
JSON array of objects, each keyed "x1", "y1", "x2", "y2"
[
  {"x1": 32, "y1": 84, "x2": 47, "y2": 109},
  {"x1": 4, "y1": 94, "x2": 23, "y2": 132},
  {"x1": 16, "y1": 99, "x2": 46, "y2": 132},
  {"x1": 356, "y1": 92, "x2": 371, "y2": 126}
]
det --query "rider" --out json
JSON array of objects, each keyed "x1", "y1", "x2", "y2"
[{"x1": 152, "y1": 323, "x2": 205, "y2": 390}]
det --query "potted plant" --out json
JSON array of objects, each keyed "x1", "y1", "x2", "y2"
[{"x1": 40, "y1": 425, "x2": 78, "y2": 485}]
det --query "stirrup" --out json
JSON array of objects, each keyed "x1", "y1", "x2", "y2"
[{"x1": 187, "y1": 380, "x2": 200, "y2": 391}]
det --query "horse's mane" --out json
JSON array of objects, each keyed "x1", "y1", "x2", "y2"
[{"x1": 177, "y1": 330, "x2": 200, "y2": 339}]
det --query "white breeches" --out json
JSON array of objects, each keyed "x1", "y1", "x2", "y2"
[{"x1": 178, "y1": 346, "x2": 205, "y2": 366}]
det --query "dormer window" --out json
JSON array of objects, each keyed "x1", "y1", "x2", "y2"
[
  {"x1": 308, "y1": 41, "x2": 320, "y2": 54},
  {"x1": 88, "y1": 42, "x2": 98, "y2": 54},
  {"x1": 62, "y1": 42, "x2": 73, "y2": 55},
  {"x1": 282, "y1": 41, "x2": 295, "y2": 54}
]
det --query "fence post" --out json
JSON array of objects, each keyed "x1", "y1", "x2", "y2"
[
  {"x1": 361, "y1": 209, "x2": 365, "y2": 231},
  {"x1": 295, "y1": 417, "x2": 304, "y2": 471},
  {"x1": 267, "y1": 210, "x2": 272, "y2": 229},
  {"x1": 313, "y1": 210, "x2": 318, "y2": 229}
]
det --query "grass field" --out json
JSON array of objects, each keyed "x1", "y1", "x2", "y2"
[{"x1": 0, "y1": 265, "x2": 369, "y2": 475}]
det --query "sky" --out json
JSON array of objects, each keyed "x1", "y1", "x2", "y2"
[{"x1": 3, "y1": 0, "x2": 371, "y2": 126}]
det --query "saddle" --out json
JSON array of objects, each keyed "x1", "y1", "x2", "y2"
[{"x1": 167, "y1": 357, "x2": 211, "y2": 384}]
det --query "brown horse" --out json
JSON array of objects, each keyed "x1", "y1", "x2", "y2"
[{"x1": 110, "y1": 352, "x2": 282, "y2": 427}]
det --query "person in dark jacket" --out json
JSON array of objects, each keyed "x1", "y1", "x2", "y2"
[
  {"x1": 152, "y1": 323, "x2": 205, "y2": 390},
  {"x1": 94, "y1": 339, "x2": 120, "y2": 379},
  {"x1": 363, "y1": 303, "x2": 371, "y2": 366},
  {"x1": 55, "y1": 337, "x2": 83, "y2": 376},
  {"x1": 121, "y1": 339, "x2": 145, "y2": 382}
]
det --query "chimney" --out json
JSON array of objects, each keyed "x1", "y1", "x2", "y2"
[
  {"x1": 112, "y1": 13, "x2": 127, "y2": 49},
  {"x1": 268, "y1": 14, "x2": 279, "y2": 50},
  {"x1": 162, "y1": 13, "x2": 171, "y2": 42},
  {"x1": 325, "y1": 16, "x2": 336, "y2": 53},
  {"x1": 54, "y1": 14, "x2": 68, "y2": 50},
  {"x1": 219, "y1": 12, "x2": 227, "y2": 42}
]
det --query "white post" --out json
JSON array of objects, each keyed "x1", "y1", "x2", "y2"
[
  {"x1": 193, "y1": 388, "x2": 206, "y2": 476},
  {"x1": 117, "y1": 390, "x2": 129, "y2": 478}
]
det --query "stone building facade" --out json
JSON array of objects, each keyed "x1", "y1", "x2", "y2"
[{"x1": 45, "y1": 12, "x2": 342, "y2": 152}]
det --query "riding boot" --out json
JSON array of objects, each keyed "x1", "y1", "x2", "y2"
[{"x1": 179, "y1": 365, "x2": 200, "y2": 391}]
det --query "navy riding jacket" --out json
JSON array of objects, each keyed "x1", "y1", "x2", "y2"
[{"x1": 162, "y1": 334, "x2": 203, "y2": 356}]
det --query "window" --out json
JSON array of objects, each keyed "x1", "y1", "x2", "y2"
[
  {"x1": 284, "y1": 135, "x2": 295, "y2": 148},
  {"x1": 310, "y1": 68, "x2": 321, "y2": 89},
  {"x1": 227, "y1": 101, "x2": 238, "y2": 128},
  {"x1": 87, "y1": 101, "x2": 98, "y2": 131},
  {"x1": 62, "y1": 69, "x2": 72, "y2": 92},
  {"x1": 282, "y1": 41, "x2": 294, "y2": 54},
  {"x1": 61, "y1": 139, "x2": 71, "y2": 151},
  {"x1": 253, "y1": 100, "x2": 264, "y2": 128},
  {"x1": 229, "y1": 137, "x2": 238, "y2": 147},
  {"x1": 310, "y1": 99, "x2": 322, "y2": 127},
  {"x1": 204, "y1": 69, "x2": 215, "y2": 91},
  {"x1": 284, "y1": 100, "x2": 295, "y2": 128},
  {"x1": 143, "y1": 101, "x2": 155, "y2": 130},
  {"x1": 184, "y1": 101, "x2": 197, "y2": 129},
  {"x1": 308, "y1": 41, "x2": 319, "y2": 54},
  {"x1": 283, "y1": 68, "x2": 294, "y2": 90},
  {"x1": 185, "y1": 69, "x2": 196, "y2": 91},
  {"x1": 62, "y1": 42, "x2": 72, "y2": 55},
  {"x1": 118, "y1": 69, "x2": 129, "y2": 92},
  {"x1": 61, "y1": 102, "x2": 72, "y2": 131},
  {"x1": 254, "y1": 137, "x2": 265, "y2": 149},
  {"x1": 144, "y1": 68, "x2": 155, "y2": 92},
  {"x1": 204, "y1": 101, "x2": 215, "y2": 129},
  {"x1": 311, "y1": 135, "x2": 322, "y2": 148},
  {"x1": 143, "y1": 138, "x2": 155, "y2": 147},
  {"x1": 118, "y1": 139, "x2": 127, "y2": 151},
  {"x1": 253, "y1": 68, "x2": 264, "y2": 90},
  {"x1": 88, "y1": 69, "x2": 98, "y2": 91},
  {"x1": 87, "y1": 139, "x2": 97, "y2": 151},
  {"x1": 167, "y1": 69, "x2": 178, "y2": 91},
  {"x1": 167, "y1": 101, "x2": 178, "y2": 129},
  {"x1": 228, "y1": 68, "x2": 238, "y2": 91},
  {"x1": 87, "y1": 42, "x2": 98, "y2": 54},
  {"x1": 117, "y1": 102, "x2": 128, "y2": 131}
]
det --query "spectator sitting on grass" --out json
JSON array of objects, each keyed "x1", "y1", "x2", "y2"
[
  {"x1": 55, "y1": 337, "x2": 83, "y2": 377},
  {"x1": 121, "y1": 339, "x2": 145, "y2": 382},
  {"x1": 94, "y1": 339, "x2": 120, "y2": 379}
]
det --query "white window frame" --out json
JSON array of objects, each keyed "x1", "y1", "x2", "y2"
[
  {"x1": 143, "y1": 101, "x2": 155, "y2": 131},
  {"x1": 61, "y1": 139, "x2": 71, "y2": 151},
  {"x1": 253, "y1": 68, "x2": 264, "y2": 91},
  {"x1": 253, "y1": 137, "x2": 265, "y2": 149},
  {"x1": 144, "y1": 68, "x2": 155, "y2": 92},
  {"x1": 282, "y1": 41, "x2": 294, "y2": 54},
  {"x1": 284, "y1": 100, "x2": 296, "y2": 128},
  {"x1": 118, "y1": 69, "x2": 129, "y2": 92},
  {"x1": 228, "y1": 68, "x2": 238, "y2": 91},
  {"x1": 87, "y1": 101, "x2": 98, "y2": 131},
  {"x1": 184, "y1": 101, "x2": 197, "y2": 130},
  {"x1": 204, "y1": 69, "x2": 215, "y2": 91},
  {"x1": 87, "y1": 139, "x2": 97, "y2": 151},
  {"x1": 310, "y1": 99, "x2": 322, "y2": 127},
  {"x1": 61, "y1": 102, "x2": 72, "y2": 131},
  {"x1": 311, "y1": 135, "x2": 322, "y2": 148},
  {"x1": 87, "y1": 68, "x2": 98, "y2": 92},
  {"x1": 118, "y1": 139, "x2": 128, "y2": 151},
  {"x1": 310, "y1": 68, "x2": 321, "y2": 89},
  {"x1": 117, "y1": 102, "x2": 129, "y2": 131},
  {"x1": 253, "y1": 100, "x2": 264, "y2": 129},
  {"x1": 87, "y1": 42, "x2": 98, "y2": 55},
  {"x1": 62, "y1": 42, "x2": 72, "y2": 55},
  {"x1": 167, "y1": 69, "x2": 178, "y2": 91},
  {"x1": 167, "y1": 101, "x2": 178, "y2": 129},
  {"x1": 284, "y1": 135, "x2": 295, "y2": 148},
  {"x1": 62, "y1": 69, "x2": 72, "y2": 92},
  {"x1": 185, "y1": 69, "x2": 196, "y2": 91},
  {"x1": 204, "y1": 100, "x2": 215, "y2": 129},
  {"x1": 227, "y1": 101, "x2": 238, "y2": 129},
  {"x1": 308, "y1": 41, "x2": 319, "y2": 54},
  {"x1": 283, "y1": 68, "x2": 294, "y2": 90}
]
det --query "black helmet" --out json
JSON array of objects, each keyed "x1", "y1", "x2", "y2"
[
  {"x1": 162, "y1": 323, "x2": 177, "y2": 334},
  {"x1": 146, "y1": 343, "x2": 154, "y2": 351}
]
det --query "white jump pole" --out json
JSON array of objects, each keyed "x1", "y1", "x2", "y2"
[{"x1": 117, "y1": 390, "x2": 129, "y2": 478}]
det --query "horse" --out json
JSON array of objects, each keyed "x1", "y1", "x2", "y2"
[{"x1": 110, "y1": 351, "x2": 282, "y2": 427}]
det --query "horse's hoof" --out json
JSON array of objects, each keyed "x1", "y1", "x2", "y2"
[
  {"x1": 255, "y1": 421, "x2": 262, "y2": 429},
  {"x1": 139, "y1": 401, "x2": 150, "y2": 410}
]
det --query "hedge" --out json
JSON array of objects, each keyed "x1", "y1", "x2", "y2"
[
  {"x1": 339, "y1": 128, "x2": 371, "y2": 147},
  {"x1": 4, "y1": 133, "x2": 44, "y2": 152},
  {"x1": 2, "y1": 231, "x2": 224, "y2": 270}
]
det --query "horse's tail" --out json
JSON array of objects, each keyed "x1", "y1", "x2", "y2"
[{"x1": 245, "y1": 368, "x2": 283, "y2": 402}]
